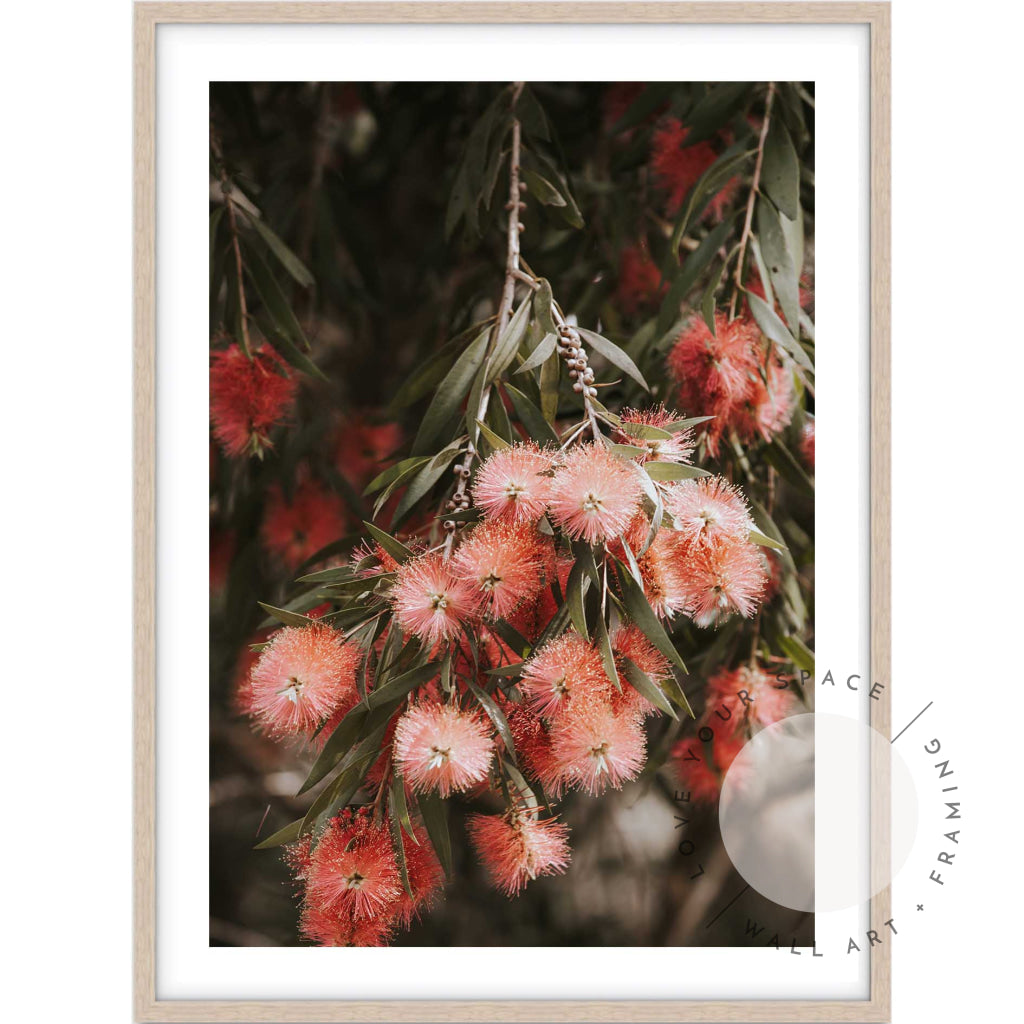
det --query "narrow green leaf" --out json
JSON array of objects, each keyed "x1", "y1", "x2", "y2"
[
  {"x1": 363, "y1": 521, "x2": 415, "y2": 563},
  {"x1": 504, "y1": 383, "x2": 560, "y2": 447},
  {"x1": 367, "y1": 661, "x2": 438, "y2": 710},
  {"x1": 594, "y1": 613, "x2": 622, "y2": 693},
  {"x1": 364, "y1": 457, "x2": 430, "y2": 497},
  {"x1": 515, "y1": 332, "x2": 557, "y2": 375},
  {"x1": 533, "y1": 279, "x2": 558, "y2": 337},
  {"x1": 298, "y1": 706, "x2": 370, "y2": 794},
  {"x1": 487, "y1": 298, "x2": 533, "y2": 384},
  {"x1": 521, "y1": 168, "x2": 567, "y2": 207},
  {"x1": 746, "y1": 291, "x2": 814, "y2": 373},
  {"x1": 257, "y1": 601, "x2": 317, "y2": 628},
  {"x1": 778, "y1": 634, "x2": 815, "y2": 676},
  {"x1": 680, "y1": 82, "x2": 754, "y2": 147},
  {"x1": 755, "y1": 197, "x2": 800, "y2": 336},
  {"x1": 253, "y1": 816, "x2": 304, "y2": 850},
  {"x1": 387, "y1": 795, "x2": 413, "y2": 897},
  {"x1": 476, "y1": 418, "x2": 511, "y2": 452},
  {"x1": 565, "y1": 558, "x2": 589, "y2": 639},
  {"x1": 246, "y1": 212, "x2": 315, "y2": 288},
  {"x1": 750, "y1": 529, "x2": 787, "y2": 551},
  {"x1": 417, "y1": 790, "x2": 453, "y2": 878},
  {"x1": 576, "y1": 328, "x2": 650, "y2": 391},
  {"x1": 761, "y1": 117, "x2": 800, "y2": 220},
  {"x1": 645, "y1": 462, "x2": 711, "y2": 482},
  {"x1": 614, "y1": 561, "x2": 688, "y2": 673},
  {"x1": 621, "y1": 657, "x2": 677, "y2": 719},
  {"x1": 392, "y1": 444, "x2": 462, "y2": 525},
  {"x1": 242, "y1": 243, "x2": 310, "y2": 351},
  {"x1": 465, "y1": 677, "x2": 517, "y2": 758}
]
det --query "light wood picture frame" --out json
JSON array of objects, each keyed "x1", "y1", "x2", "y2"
[{"x1": 134, "y1": 3, "x2": 891, "y2": 1020}]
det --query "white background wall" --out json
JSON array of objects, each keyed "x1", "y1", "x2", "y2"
[{"x1": 0, "y1": 0, "x2": 1017, "y2": 1020}]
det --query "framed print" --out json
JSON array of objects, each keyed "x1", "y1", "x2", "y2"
[{"x1": 134, "y1": 2, "x2": 891, "y2": 1021}]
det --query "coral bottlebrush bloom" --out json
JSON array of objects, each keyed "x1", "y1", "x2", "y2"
[
  {"x1": 671, "y1": 729, "x2": 748, "y2": 803},
  {"x1": 392, "y1": 702, "x2": 495, "y2": 796},
  {"x1": 616, "y1": 245, "x2": 668, "y2": 314},
  {"x1": 679, "y1": 538, "x2": 767, "y2": 628},
  {"x1": 547, "y1": 443, "x2": 644, "y2": 544},
  {"x1": 468, "y1": 810, "x2": 571, "y2": 895},
  {"x1": 261, "y1": 477, "x2": 348, "y2": 571},
  {"x1": 452, "y1": 521, "x2": 547, "y2": 620},
  {"x1": 391, "y1": 551, "x2": 477, "y2": 646},
  {"x1": 472, "y1": 444, "x2": 553, "y2": 524},
  {"x1": 650, "y1": 118, "x2": 739, "y2": 219},
  {"x1": 351, "y1": 539, "x2": 400, "y2": 578},
  {"x1": 210, "y1": 343, "x2": 297, "y2": 458},
  {"x1": 550, "y1": 702, "x2": 647, "y2": 795},
  {"x1": 248, "y1": 623, "x2": 361, "y2": 738},
  {"x1": 298, "y1": 903, "x2": 393, "y2": 948},
  {"x1": 520, "y1": 632, "x2": 611, "y2": 720},
  {"x1": 665, "y1": 476, "x2": 754, "y2": 548},
  {"x1": 800, "y1": 417, "x2": 815, "y2": 470},
  {"x1": 305, "y1": 813, "x2": 402, "y2": 921},
  {"x1": 706, "y1": 663, "x2": 794, "y2": 728},
  {"x1": 733, "y1": 354, "x2": 796, "y2": 446},
  {"x1": 637, "y1": 531, "x2": 689, "y2": 619},
  {"x1": 505, "y1": 699, "x2": 567, "y2": 796},
  {"x1": 614, "y1": 406, "x2": 695, "y2": 465}
]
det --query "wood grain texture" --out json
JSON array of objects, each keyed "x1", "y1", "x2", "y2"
[{"x1": 133, "y1": 3, "x2": 892, "y2": 1021}]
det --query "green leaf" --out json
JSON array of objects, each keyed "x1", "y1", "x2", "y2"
[
  {"x1": 387, "y1": 793, "x2": 413, "y2": 898},
  {"x1": 778, "y1": 634, "x2": 815, "y2": 676},
  {"x1": 417, "y1": 790, "x2": 453, "y2": 878},
  {"x1": 670, "y1": 147, "x2": 755, "y2": 253},
  {"x1": 763, "y1": 441, "x2": 815, "y2": 497},
  {"x1": 256, "y1": 601, "x2": 317, "y2": 628},
  {"x1": 504, "y1": 383, "x2": 560, "y2": 447},
  {"x1": 521, "y1": 168, "x2": 567, "y2": 207},
  {"x1": 298, "y1": 706, "x2": 370, "y2": 794},
  {"x1": 680, "y1": 82, "x2": 754, "y2": 147},
  {"x1": 620, "y1": 657, "x2": 677, "y2": 719},
  {"x1": 516, "y1": 332, "x2": 557, "y2": 375},
  {"x1": 761, "y1": 117, "x2": 800, "y2": 220},
  {"x1": 565, "y1": 558, "x2": 590, "y2": 639},
  {"x1": 465, "y1": 677, "x2": 517, "y2": 758},
  {"x1": 246, "y1": 212, "x2": 315, "y2": 288},
  {"x1": 746, "y1": 290, "x2": 813, "y2": 373},
  {"x1": 594, "y1": 614, "x2": 622, "y2": 693},
  {"x1": 488, "y1": 618, "x2": 532, "y2": 659},
  {"x1": 576, "y1": 328, "x2": 649, "y2": 391},
  {"x1": 253, "y1": 816, "x2": 304, "y2": 850},
  {"x1": 367, "y1": 660, "x2": 439, "y2": 710},
  {"x1": 364, "y1": 457, "x2": 430, "y2": 497},
  {"x1": 392, "y1": 444, "x2": 462, "y2": 524},
  {"x1": 755, "y1": 197, "x2": 801, "y2": 337},
  {"x1": 614, "y1": 561, "x2": 688, "y2": 673},
  {"x1": 539, "y1": 349, "x2": 560, "y2": 424},
  {"x1": 516, "y1": 84, "x2": 551, "y2": 141},
  {"x1": 487, "y1": 298, "x2": 533, "y2": 384},
  {"x1": 362, "y1": 521, "x2": 415, "y2": 563},
  {"x1": 645, "y1": 462, "x2": 711, "y2": 482},
  {"x1": 242, "y1": 243, "x2": 310, "y2": 352},
  {"x1": 254, "y1": 311, "x2": 327, "y2": 382},
  {"x1": 701, "y1": 258, "x2": 726, "y2": 335},
  {"x1": 412, "y1": 327, "x2": 490, "y2": 454},
  {"x1": 476, "y1": 418, "x2": 511, "y2": 452},
  {"x1": 750, "y1": 529, "x2": 787, "y2": 551},
  {"x1": 533, "y1": 279, "x2": 558, "y2": 337}
]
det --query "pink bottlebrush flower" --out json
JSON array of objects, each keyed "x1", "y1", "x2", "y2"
[
  {"x1": 520, "y1": 632, "x2": 612, "y2": 720},
  {"x1": 706, "y1": 663, "x2": 795, "y2": 729},
  {"x1": 650, "y1": 118, "x2": 740, "y2": 219},
  {"x1": 616, "y1": 245, "x2": 668, "y2": 314},
  {"x1": 210, "y1": 343, "x2": 297, "y2": 458},
  {"x1": 800, "y1": 417, "x2": 815, "y2": 470},
  {"x1": 679, "y1": 538, "x2": 767, "y2": 628},
  {"x1": 550, "y1": 702, "x2": 647, "y2": 795},
  {"x1": 547, "y1": 443, "x2": 644, "y2": 544},
  {"x1": 261, "y1": 476, "x2": 348, "y2": 571},
  {"x1": 665, "y1": 476, "x2": 754, "y2": 548},
  {"x1": 637, "y1": 531, "x2": 689, "y2": 619},
  {"x1": 468, "y1": 811, "x2": 571, "y2": 896},
  {"x1": 472, "y1": 444, "x2": 554, "y2": 524},
  {"x1": 505, "y1": 699, "x2": 567, "y2": 797},
  {"x1": 305, "y1": 814, "x2": 402, "y2": 921},
  {"x1": 611, "y1": 623, "x2": 674, "y2": 719},
  {"x1": 452, "y1": 521, "x2": 547, "y2": 620},
  {"x1": 351, "y1": 539, "x2": 400, "y2": 578},
  {"x1": 231, "y1": 629, "x2": 273, "y2": 719},
  {"x1": 298, "y1": 902, "x2": 393, "y2": 947},
  {"x1": 733, "y1": 354, "x2": 796, "y2": 446},
  {"x1": 335, "y1": 413, "x2": 403, "y2": 489},
  {"x1": 248, "y1": 623, "x2": 361, "y2": 738},
  {"x1": 392, "y1": 702, "x2": 495, "y2": 796},
  {"x1": 390, "y1": 551, "x2": 477, "y2": 647},
  {"x1": 615, "y1": 405, "x2": 695, "y2": 465},
  {"x1": 671, "y1": 729, "x2": 748, "y2": 804}
]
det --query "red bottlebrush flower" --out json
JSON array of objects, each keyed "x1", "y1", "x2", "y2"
[
  {"x1": 390, "y1": 551, "x2": 477, "y2": 647},
  {"x1": 520, "y1": 632, "x2": 611, "y2": 720},
  {"x1": 261, "y1": 477, "x2": 348, "y2": 571},
  {"x1": 665, "y1": 476, "x2": 754, "y2": 548},
  {"x1": 636, "y1": 531, "x2": 689, "y2": 619},
  {"x1": 614, "y1": 406, "x2": 695, "y2": 465},
  {"x1": 472, "y1": 444, "x2": 553, "y2": 524},
  {"x1": 468, "y1": 810, "x2": 571, "y2": 896},
  {"x1": 732, "y1": 353, "x2": 796, "y2": 446},
  {"x1": 248, "y1": 623, "x2": 361, "y2": 739},
  {"x1": 210, "y1": 344, "x2": 297, "y2": 458},
  {"x1": 706, "y1": 662, "x2": 795, "y2": 729},
  {"x1": 650, "y1": 118, "x2": 740, "y2": 219},
  {"x1": 506, "y1": 699, "x2": 566, "y2": 796},
  {"x1": 392, "y1": 702, "x2": 495, "y2": 796},
  {"x1": 616, "y1": 245, "x2": 668, "y2": 315},
  {"x1": 452, "y1": 521, "x2": 547, "y2": 620},
  {"x1": 611, "y1": 623, "x2": 674, "y2": 719},
  {"x1": 335, "y1": 414, "x2": 403, "y2": 489},
  {"x1": 679, "y1": 537, "x2": 767, "y2": 628},
  {"x1": 671, "y1": 729, "x2": 748, "y2": 803},
  {"x1": 305, "y1": 814, "x2": 402, "y2": 921},
  {"x1": 800, "y1": 416, "x2": 815, "y2": 470},
  {"x1": 298, "y1": 902, "x2": 393, "y2": 947},
  {"x1": 547, "y1": 443, "x2": 644, "y2": 544},
  {"x1": 550, "y1": 702, "x2": 647, "y2": 795},
  {"x1": 230, "y1": 629, "x2": 272, "y2": 719},
  {"x1": 391, "y1": 825, "x2": 445, "y2": 927}
]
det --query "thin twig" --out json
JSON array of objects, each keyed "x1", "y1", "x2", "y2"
[{"x1": 729, "y1": 82, "x2": 776, "y2": 321}]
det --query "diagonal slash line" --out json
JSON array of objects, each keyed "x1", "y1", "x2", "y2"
[
  {"x1": 891, "y1": 701, "x2": 933, "y2": 744},
  {"x1": 705, "y1": 884, "x2": 750, "y2": 929}
]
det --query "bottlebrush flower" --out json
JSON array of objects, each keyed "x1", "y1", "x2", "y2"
[
  {"x1": 550, "y1": 702, "x2": 647, "y2": 795},
  {"x1": 637, "y1": 531, "x2": 689, "y2": 619},
  {"x1": 616, "y1": 245, "x2": 668, "y2": 314},
  {"x1": 679, "y1": 538, "x2": 767, "y2": 628},
  {"x1": 611, "y1": 623, "x2": 674, "y2": 719},
  {"x1": 706, "y1": 663, "x2": 794, "y2": 728},
  {"x1": 650, "y1": 118, "x2": 739, "y2": 219},
  {"x1": 248, "y1": 623, "x2": 361, "y2": 738},
  {"x1": 305, "y1": 813, "x2": 402, "y2": 920},
  {"x1": 733, "y1": 354, "x2": 795, "y2": 445},
  {"x1": 261, "y1": 477, "x2": 348, "y2": 571},
  {"x1": 800, "y1": 417, "x2": 815, "y2": 470},
  {"x1": 392, "y1": 702, "x2": 495, "y2": 796},
  {"x1": 298, "y1": 903, "x2": 393, "y2": 947},
  {"x1": 351, "y1": 539, "x2": 400, "y2": 578},
  {"x1": 452, "y1": 521, "x2": 547, "y2": 619},
  {"x1": 671, "y1": 729, "x2": 748, "y2": 803},
  {"x1": 390, "y1": 551, "x2": 477, "y2": 646},
  {"x1": 547, "y1": 443, "x2": 644, "y2": 544},
  {"x1": 210, "y1": 344, "x2": 297, "y2": 458},
  {"x1": 335, "y1": 413, "x2": 403, "y2": 489},
  {"x1": 468, "y1": 811, "x2": 571, "y2": 895},
  {"x1": 391, "y1": 825, "x2": 445, "y2": 927},
  {"x1": 472, "y1": 444, "x2": 553, "y2": 524},
  {"x1": 665, "y1": 476, "x2": 754, "y2": 548},
  {"x1": 505, "y1": 700, "x2": 566, "y2": 796},
  {"x1": 614, "y1": 406, "x2": 695, "y2": 465},
  {"x1": 520, "y1": 633, "x2": 611, "y2": 720}
]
